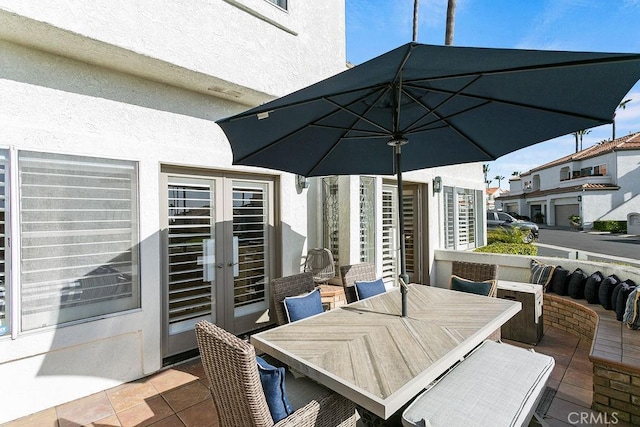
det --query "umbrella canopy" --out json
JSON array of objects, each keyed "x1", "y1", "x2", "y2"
[{"x1": 217, "y1": 42, "x2": 640, "y2": 316}]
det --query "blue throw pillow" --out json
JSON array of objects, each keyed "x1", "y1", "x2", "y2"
[
  {"x1": 355, "y1": 278, "x2": 386, "y2": 300},
  {"x1": 450, "y1": 275, "x2": 495, "y2": 296},
  {"x1": 256, "y1": 356, "x2": 293, "y2": 422},
  {"x1": 283, "y1": 288, "x2": 323, "y2": 322}
]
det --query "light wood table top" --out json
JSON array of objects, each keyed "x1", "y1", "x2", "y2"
[{"x1": 251, "y1": 284, "x2": 521, "y2": 419}]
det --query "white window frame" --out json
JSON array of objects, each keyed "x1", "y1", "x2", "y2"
[{"x1": 0, "y1": 150, "x2": 141, "y2": 335}]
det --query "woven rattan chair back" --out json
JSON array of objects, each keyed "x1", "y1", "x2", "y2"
[
  {"x1": 339, "y1": 263, "x2": 376, "y2": 303},
  {"x1": 451, "y1": 261, "x2": 499, "y2": 297},
  {"x1": 271, "y1": 272, "x2": 315, "y2": 325},
  {"x1": 196, "y1": 321, "x2": 358, "y2": 427},
  {"x1": 303, "y1": 248, "x2": 335, "y2": 284},
  {"x1": 195, "y1": 320, "x2": 273, "y2": 427}
]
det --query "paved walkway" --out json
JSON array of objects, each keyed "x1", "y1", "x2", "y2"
[{"x1": 3, "y1": 325, "x2": 625, "y2": 427}]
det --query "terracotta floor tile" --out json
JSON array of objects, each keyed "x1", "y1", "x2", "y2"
[
  {"x1": 147, "y1": 415, "x2": 185, "y2": 427},
  {"x1": 106, "y1": 380, "x2": 160, "y2": 413},
  {"x1": 56, "y1": 392, "x2": 114, "y2": 427},
  {"x1": 540, "y1": 416, "x2": 573, "y2": 427},
  {"x1": 162, "y1": 381, "x2": 210, "y2": 413},
  {"x1": 116, "y1": 396, "x2": 174, "y2": 427},
  {"x1": 87, "y1": 414, "x2": 121, "y2": 426},
  {"x1": 177, "y1": 398, "x2": 218, "y2": 427},
  {"x1": 1, "y1": 407, "x2": 59, "y2": 427},
  {"x1": 555, "y1": 382, "x2": 592, "y2": 408},
  {"x1": 147, "y1": 369, "x2": 199, "y2": 394},
  {"x1": 545, "y1": 396, "x2": 590, "y2": 425},
  {"x1": 563, "y1": 367, "x2": 593, "y2": 390}
]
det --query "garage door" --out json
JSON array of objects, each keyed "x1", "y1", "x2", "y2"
[{"x1": 555, "y1": 204, "x2": 579, "y2": 227}]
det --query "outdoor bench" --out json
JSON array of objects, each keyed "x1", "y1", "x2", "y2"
[
  {"x1": 401, "y1": 340, "x2": 554, "y2": 427},
  {"x1": 543, "y1": 293, "x2": 640, "y2": 425}
]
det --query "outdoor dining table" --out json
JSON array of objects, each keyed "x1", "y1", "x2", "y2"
[{"x1": 251, "y1": 284, "x2": 521, "y2": 419}]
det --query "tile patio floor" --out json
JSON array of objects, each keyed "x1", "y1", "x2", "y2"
[{"x1": 2, "y1": 325, "x2": 627, "y2": 427}]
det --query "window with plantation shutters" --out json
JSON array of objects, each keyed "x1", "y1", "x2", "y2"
[
  {"x1": 322, "y1": 177, "x2": 339, "y2": 263},
  {"x1": 267, "y1": 0, "x2": 287, "y2": 9},
  {"x1": 381, "y1": 185, "x2": 398, "y2": 286},
  {"x1": 443, "y1": 186, "x2": 479, "y2": 251},
  {"x1": 19, "y1": 152, "x2": 139, "y2": 331},
  {"x1": 0, "y1": 151, "x2": 8, "y2": 336},
  {"x1": 359, "y1": 177, "x2": 375, "y2": 263}
]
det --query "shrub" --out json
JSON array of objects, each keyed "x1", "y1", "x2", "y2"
[
  {"x1": 593, "y1": 220, "x2": 626, "y2": 233},
  {"x1": 487, "y1": 227, "x2": 526, "y2": 244},
  {"x1": 475, "y1": 242, "x2": 538, "y2": 256}
]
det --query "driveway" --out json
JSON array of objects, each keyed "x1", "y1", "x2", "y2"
[{"x1": 535, "y1": 226, "x2": 640, "y2": 261}]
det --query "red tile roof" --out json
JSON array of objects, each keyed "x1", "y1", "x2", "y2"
[
  {"x1": 496, "y1": 182, "x2": 619, "y2": 200},
  {"x1": 520, "y1": 131, "x2": 640, "y2": 176}
]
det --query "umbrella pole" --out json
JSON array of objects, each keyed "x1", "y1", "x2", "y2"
[{"x1": 393, "y1": 143, "x2": 409, "y2": 317}]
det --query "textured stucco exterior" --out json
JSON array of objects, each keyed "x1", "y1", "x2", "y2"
[
  {"x1": 498, "y1": 136, "x2": 640, "y2": 229},
  {"x1": 0, "y1": 1, "x2": 346, "y2": 422},
  {"x1": 0, "y1": 1, "x2": 490, "y2": 422}
]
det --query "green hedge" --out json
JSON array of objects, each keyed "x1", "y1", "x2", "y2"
[
  {"x1": 487, "y1": 227, "x2": 524, "y2": 244},
  {"x1": 474, "y1": 242, "x2": 538, "y2": 256},
  {"x1": 592, "y1": 220, "x2": 627, "y2": 233}
]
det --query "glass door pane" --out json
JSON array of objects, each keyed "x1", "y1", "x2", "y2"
[
  {"x1": 232, "y1": 181, "x2": 270, "y2": 319},
  {"x1": 381, "y1": 185, "x2": 398, "y2": 286},
  {"x1": 166, "y1": 178, "x2": 216, "y2": 336}
]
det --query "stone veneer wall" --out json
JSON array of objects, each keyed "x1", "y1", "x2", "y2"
[
  {"x1": 591, "y1": 361, "x2": 640, "y2": 425},
  {"x1": 543, "y1": 293, "x2": 640, "y2": 425},
  {"x1": 542, "y1": 294, "x2": 597, "y2": 343}
]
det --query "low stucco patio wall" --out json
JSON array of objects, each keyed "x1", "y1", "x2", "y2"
[{"x1": 432, "y1": 249, "x2": 640, "y2": 287}]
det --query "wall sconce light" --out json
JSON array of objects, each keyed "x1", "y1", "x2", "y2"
[
  {"x1": 433, "y1": 176, "x2": 442, "y2": 194},
  {"x1": 577, "y1": 195, "x2": 582, "y2": 201},
  {"x1": 296, "y1": 174, "x2": 310, "y2": 189}
]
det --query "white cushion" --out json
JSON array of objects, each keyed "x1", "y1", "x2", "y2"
[{"x1": 402, "y1": 340, "x2": 554, "y2": 427}]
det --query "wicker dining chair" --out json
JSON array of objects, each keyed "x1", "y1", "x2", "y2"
[
  {"x1": 451, "y1": 261, "x2": 499, "y2": 297},
  {"x1": 195, "y1": 321, "x2": 357, "y2": 427},
  {"x1": 451, "y1": 261, "x2": 501, "y2": 341},
  {"x1": 303, "y1": 248, "x2": 336, "y2": 285},
  {"x1": 339, "y1": 263, "x2": 376, "y2": 304},
  {"x1": 271, "y1": 272, "x2": 316, "y2": 326}
]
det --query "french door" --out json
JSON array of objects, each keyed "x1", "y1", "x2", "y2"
[
  {"x1": 161, "y1": 171, "x2": 274, "y2": 358},
  {"x1": 382, "y1": 183, "x2": 423, "y2": 286}
]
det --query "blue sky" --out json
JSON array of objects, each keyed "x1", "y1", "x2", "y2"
[{"x1": 346, "y1": 0, "x2": 640, "y2": 188}]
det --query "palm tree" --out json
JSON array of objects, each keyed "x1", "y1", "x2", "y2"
[
  {"x1": 413, "y1": 0, "x2": 419, "y2": 42},
  {"x1": 612, "y1": 98, "x2": 631, "y2": 140},
  {"x1": 445, "y1": 0, "x2": 456, "y2": 45},
  {"x1": 494, "y1": 175, "x2": 505, "y2": 188},
  {"x1": 483, "y1": 163, "x2": 490, "y2": 186},
  {"x1": 571, "y1": 129, "x2": 591, "y2": 152}
]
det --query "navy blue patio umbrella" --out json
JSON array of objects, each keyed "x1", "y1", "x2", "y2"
[{"x1": 217, "y1": 43, "x2": 640, "y2": 317}]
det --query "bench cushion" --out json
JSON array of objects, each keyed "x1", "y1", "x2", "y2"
[{"x1": 402, "y1": 340, "x2": 554, "y2": 427}]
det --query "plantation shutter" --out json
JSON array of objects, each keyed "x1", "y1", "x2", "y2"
[{"x1": 19, "y1": 152, "x2": 139, "y2": 330}]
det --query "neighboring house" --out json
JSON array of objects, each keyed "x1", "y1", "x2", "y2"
[
  {"x1": 0, "y1": 2, "x2": 485, "y2": 422},
  {"x1": 486, "y1": 187, "x2": 508, "y2": 210},
  {"x1": 496, "y1": 132, "x2": 640, "y2": 229}
]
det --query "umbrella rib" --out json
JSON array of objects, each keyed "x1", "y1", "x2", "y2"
[
  {"x1": 305, "y1": 87, "x2": 398, "y2": 176},
  {"x1": 406, "y1": 102, "x2": 497, "y2": 159},
  {"x1": 322, "y1": 94, "x2": 394, "y2": 135},
  {"x1": 401, "y1": 53, "x2": 640, "y2": 87},
  {"x1": 233, "y1": 88, "x2": 391, "y2": 165},
  {"x1": 400, "y1": 75, "x2": 484, "y2": 134},
  {"x1": 309, "y1": 123, "x2": 389, "y2": 139},
  {"x1": 217, "y1": 50, "x2": 640, "y2": 124},
  {"x1": 406, "y1": 83, "x2": 613, "y2": 123}
]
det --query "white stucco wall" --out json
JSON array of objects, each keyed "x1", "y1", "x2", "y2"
[
  {"x1": 0, "y1": 0, "x2": 346, "y2": 100},
  {"x1": 0, "y1": 0, "x2": 346, "y2": 421}
]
